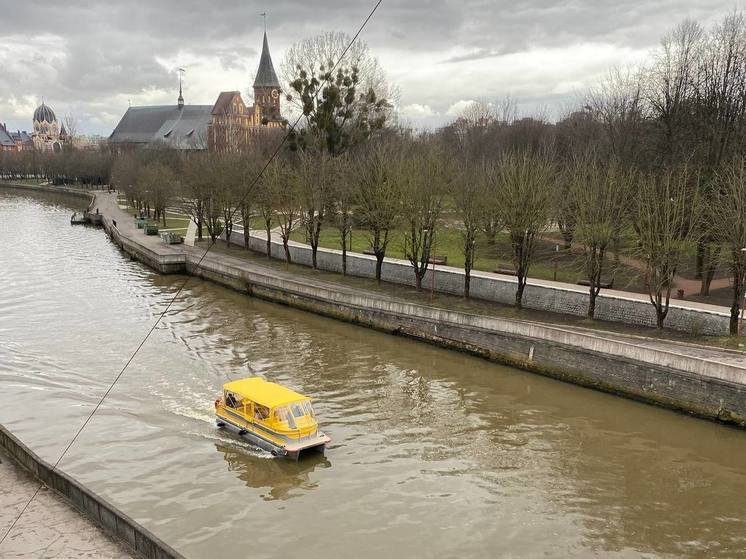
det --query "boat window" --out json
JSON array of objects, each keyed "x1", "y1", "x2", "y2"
[
  {"x1": 290, "y1": 403, "x2": 305, "y2": 418},
  {"x1": 225, "y1": 392, "x2": 240, "y2": 408},
  {"x1": 302, "y1": 401, "x2": 315, "y2": 417},
  {"x1": 254, "y1": 404, "x2": 270, "y2": 421},
  {"x1": 274, "y1": 406, "x2": 289, "y2": 422}
]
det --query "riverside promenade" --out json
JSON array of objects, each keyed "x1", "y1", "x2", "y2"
[
  {"x1": 87, "y1": 190, "x2": 746, "y2": 427},
  {"x1": 0, "y1": 448, "x2": 132, "y2": 559}
]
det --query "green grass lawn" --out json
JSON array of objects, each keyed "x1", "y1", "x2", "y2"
[
  {"x1": 289, "y1": 225, "x2": 646, "y2": 289},
  {"x1": 121, "y1": 205, "x2": 190, "y2": 235}
]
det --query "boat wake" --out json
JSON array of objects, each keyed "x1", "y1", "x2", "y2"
[{"x1": 164, "y1": 401, "x2": 273, "y2": 458}]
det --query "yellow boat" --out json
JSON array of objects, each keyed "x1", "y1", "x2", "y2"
[{"x1": 215, "y1": 377, "x2": 330, "y2": 460}]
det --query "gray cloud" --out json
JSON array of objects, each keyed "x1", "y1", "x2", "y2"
[{"x1": 0, "y1": 0, "x2": 738, "y2": 134}]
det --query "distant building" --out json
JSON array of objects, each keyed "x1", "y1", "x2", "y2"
[
  {"x1": 31, "y1": 102, "x2": 68, "y2": 152},
  {"x1": 109, "y1": 32, "x2": 285, "y2": 152},
  {"x1": 0, "y1": 123, "x2": 33, "y2": 153}
]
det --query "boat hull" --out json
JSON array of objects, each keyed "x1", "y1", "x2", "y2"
[{"x1": 216, "y1": 414, "x2": 328, "y2": 460}]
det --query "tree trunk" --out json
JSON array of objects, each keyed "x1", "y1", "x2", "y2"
[
  {"x1": 283, "y1": 237, "x2": 292, "y2": 264},
  {"x1": 588, "y1": 288, "x2": 597, "y2": 319},
  {"x1": 463, "y1": 235, "x2": 474, "y2": 298},
  {"x1": 695, "y1": 241, "x2": 704, "y2": 280},
  {"x1": 700, "y1": 244, "x2": 719, "y2": 296},
  {"x1": 375, "y1": 254, "x2": 384, "y2": 283},
  {"x1": 515, "y1": 277, "x2": 526, "y2": 309},
  {"x1": 265, "y1": 226, "x2": 271, "y2": 258},
  {"x1": 730, "y1": 267, "x2": 743, "y2": 336},
  {"x1": 342, "y1": 240, "x2": 348, "y2": 276}
]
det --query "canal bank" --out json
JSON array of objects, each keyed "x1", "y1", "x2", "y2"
[
  {"x1": 78, "y1": 190, "x2": 746, "y2": 428},
  {"x1": 0, "y1": 424, "x2": 181, "y2": 559}
]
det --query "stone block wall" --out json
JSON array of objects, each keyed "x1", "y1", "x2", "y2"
[{"x1": 227, "y1": 230, "x2": 730, "y2": 336}]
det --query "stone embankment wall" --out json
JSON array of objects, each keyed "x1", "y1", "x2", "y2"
[
  {"x1": 1, "y1": 182, "x2": 94, "y2": 206},
  {"x1": 189, "y1": 250, "x2": 746, "y2": 427},
  {"x1": 0, "y1": 424, "x2": 185, "y2": 559},
  {"x1": 228, "y1": 231, "x2": 731, "y2": 336}
]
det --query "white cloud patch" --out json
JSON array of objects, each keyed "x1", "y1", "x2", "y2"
[
  {"x1": 445, "y1": 100, "x2": 477, "y2": 117},
  {"x1": 399, "y1": 103, "x2": 436, "y2": 119},
  {"x1": 0, "y1": 1, "x2": 738, "y2": 134}
]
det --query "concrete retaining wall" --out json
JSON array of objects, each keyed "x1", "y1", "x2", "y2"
[
  {"x1": 188, "y1": 250, "x2": 746, "y2": 427},
  {"x1": 230, "y1": 230, "x2": 730, "y2": 336},
  {"x1": 1, "y1": 182, "x2": 94, "y2": 206},
  {"x1": 102, "y1": 216, "x2": 187, "y2": 274},
  {"x1": 0, "y1": 424, "x2": 185, "y2": 559}
]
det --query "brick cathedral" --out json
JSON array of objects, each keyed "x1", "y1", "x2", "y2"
[{"x1": 109, "y1": 32, "x2": 285, "y2": 151}]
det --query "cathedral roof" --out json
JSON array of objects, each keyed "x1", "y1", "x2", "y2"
[
  {"x1": 109, "y1": 104, "x2": 213, "y2": 149},
  {"x1": 253, "y1": 32, "x2": 281, "y2": 89},
  {"x1": 33, "y1": 102, "x2": 57, "y2": 123},
  {"x1": 212, "y1": 91, "x2": 240, "y2": 115},
  {"x1": 0, "y1": 125, "x2": 14, "y2": 147}
]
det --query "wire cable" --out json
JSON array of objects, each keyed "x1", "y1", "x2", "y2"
[{"x1": 0, "y1": 0, "x2": 383, "y2": 546}]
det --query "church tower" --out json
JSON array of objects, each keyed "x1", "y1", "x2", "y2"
[{"x1": 253, "y1": 32, "x2": 282, "y2": 123}]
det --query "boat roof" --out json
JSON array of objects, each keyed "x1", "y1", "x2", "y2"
[{"x1": 223, "y1": 377, "x2": 308, "y2": 408}]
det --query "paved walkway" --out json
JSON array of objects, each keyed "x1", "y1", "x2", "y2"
[{"x1": 0, "y1": 449, "x2": 133, "y2": 559}]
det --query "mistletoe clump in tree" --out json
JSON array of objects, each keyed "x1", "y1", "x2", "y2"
[{"x1": 287, "y1": 64, "x2": 391, "y2": 156}]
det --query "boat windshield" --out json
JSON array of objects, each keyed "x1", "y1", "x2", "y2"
[
  {"x1": 274, "y1": 405, "x2": 296, "y2": 428},
  {"x1": 274, "y1": 401, "x2": 314, "y2": 428}
]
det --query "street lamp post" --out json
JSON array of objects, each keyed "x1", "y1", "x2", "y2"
[
  {"x1": 430, "y1": 259, "x2": 436, "y2": 304},
  {"x1": 738, "y1": 248, "x2": 746, "y2": 348}
]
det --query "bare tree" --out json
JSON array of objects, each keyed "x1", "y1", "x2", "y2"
[
  {"x1": 453, "y1": 159, "x2": 491, "y2": 297},
  {"x1": 693, "y1": 13, "x2": 746, "y2": 295},
  {"x1": 495, "y1": 151, "x2": 556, "y2": 309},
  {"x1": 709, "y1": 156, "x2": 746, "y2": 334},
  {"x1": 63, "y1": 112, "x2": 79, "y2": 144},
  {"x1": 586, "y1": 67, "x2": 647, "y2": 166},
  {"x1": 298, "y1": 149, "x2": 335, "y2": 268},
  {"x1": 400, "y1": 140, "x2": 448, "y2": 291},
  {"x1": 182, "y1": 153, "x2": 210, "y2": 241},
  {"x1": 137, "y1": 161, "x2": 177, "y2": 226},
  {"x1": 633, "y1": 166, "x2": 701, "y2": 329},
  {"x1": 355, "y1": 140, "x2": 402, "y2": 282},
  {"x1": 331, "y1": 154, "x2": 355, "y2": 275},
  {"x1": 645, "y1": 19, "x2": 704, "y2": 167},
  {"x1": 256, "y1": 161, "x2": 278, "y2": 259},
  {"x1": 267, "y1": 158, "x2": 298, "y2": 264},
  {"x1": 568, "y1": 155, "x2": 631, "y2": 318}
]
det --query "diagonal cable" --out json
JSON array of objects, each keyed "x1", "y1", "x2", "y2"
[{"x1": 0, "y1": 0, "x2": 383, "y2": 547}]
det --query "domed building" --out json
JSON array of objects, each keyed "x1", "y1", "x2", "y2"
[{"x1": 32, "y1": 102, "x2": 67, "y2": 152}]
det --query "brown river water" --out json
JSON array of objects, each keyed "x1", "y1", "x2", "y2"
[{"x1": 2, "y1": 188, "x2": 746, "y2": 558}]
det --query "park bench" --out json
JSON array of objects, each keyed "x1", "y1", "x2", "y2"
[
  {"x1": 429, "y1": 256, "x2": 447, "y2": 265},
  {"x1": 144, "y1": 223, "x2": 159, "y2": 235},
  {"x1": 161, "y1": 232, "x2": 183, "y2": 245},
  {"x1": 135, "y1": 217, "x2": 147, "y2": 229},
  {"x1": 494, "y1": 268, "x2": 516, "y2": 276},
  {"x1": 577, "y1": 279, "x2": 614, "y2": 289}
]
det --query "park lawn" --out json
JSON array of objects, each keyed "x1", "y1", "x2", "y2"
[
  {"x1": 247, "y1": 216, "x2": 277, "y2": 230},
  {"x1": 121, "y1": 204, "x2": 191, "y2": 231},
  {"x1": 290, "y1": 224, "x2": 646, "y2": 290}
]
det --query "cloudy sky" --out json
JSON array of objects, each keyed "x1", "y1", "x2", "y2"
[{"x1": 0, "y1": 1, "x2": 737, "y2": 135}]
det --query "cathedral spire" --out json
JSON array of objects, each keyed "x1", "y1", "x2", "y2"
[
  {"x1": 177, "y1": 67, "x2": 185, "y2": 109},
  {"x1": 253, "y1": 31, "x2": 280, "y2": 88}
]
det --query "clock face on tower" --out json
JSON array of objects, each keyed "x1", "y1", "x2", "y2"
[{"x1": 270, "y1": 89, "x2": 279, "y2": 99}]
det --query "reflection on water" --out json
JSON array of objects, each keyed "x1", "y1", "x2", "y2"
[
  {"x1": 3, "y1": 188, "x2": 746, "y2": 559},
  {"x1": 215, "y1": 442, "x2": 330, "y2": 501}
]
